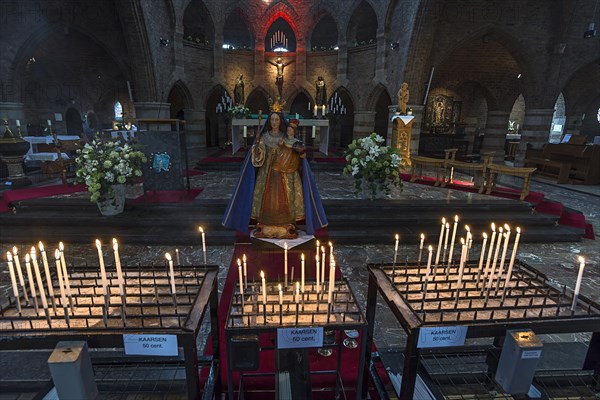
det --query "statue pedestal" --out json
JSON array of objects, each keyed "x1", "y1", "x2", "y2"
[{"x1": 391, "y1": 114, "x2": 415, "y2": 167}]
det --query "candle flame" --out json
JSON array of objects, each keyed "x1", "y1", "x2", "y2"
[
  {"x1": 461, "y1": 238, "x2": 465, "y2": 245},
  {"x1": 30, "y1": 247, "x2": 36, "y2": 260},
  {"x1": 465, "y1": 225, "x2": 470, "y2": 232},
  {"x1": 316, "y1": 240, "x2": 320, "y2": 246},
  {"x1": 296, "y1": 281, "x2": 300, "y2": 290},
  {"x1": 12, "y1": 246, "x2": 18, "y2": 255},
  {"x1": 428, "y1": 245, "x2": 433, "y2": 251},
  {"x1": 25, "y1": 253, "x2": 30, "y2": 262},
  {"x1": 483, "y1": 232, "x2": 488, "y2": 239},
  {"x1": 59, "y1": 242, "x2": 64, "y2": 251},
  {"x1": 284, "y1": 242, "x2": 288, "y2": 249},
  {"x1": 321, "y1": 246, "x2": 325, "y2": 253},
  {"x1": 395, "y1": 234, "x2": 399, "y2": 241},
  {"x1": 38, "y1": 241, "x2": 44, "y2": 251},
  {"x1": 442, "y1": 217, "x2": 446, "y2": 224},
  {"x1": 243, "y1": 254, "x2": 246, "y2": 262},
  {"x1": 95, "y1": 239, "x2": 102, "y2": 249},
  {"x1": 237, "y1": 258, "x2": 241, "y2": 267},
  {"x1": 198, "y1": 226, "x2": 204, "y2": 233},
  {"x1": 491, "y1": 222, "x2": 496, "y2": 231},
  {"x1": 578, "y1": 256, "x2": 585, "y2": 264},
  {"x1": 328, "y1": 241, "x2": 333, "y2": 246},
  {"x1": 420, "y1": 233, "x2": 425, "y2": 240},
  {"x1": 445, "y1": 222, "x2": 449, "y2": 228},
  {"x1": 6, "y1": 251, "x2": 12, "y2": 261},
  {"x1": 516, "y1": 227, "x2": 521, "y2": 234},
  {"x1": 260, "y1": 270, "x2": 265, "y2": 280},
  {"x1": 278, "y1": 283, "x2": 282, "y2": 291},
  {"x1": 504, "y1": 224, "x2": 510, "y2": 231},
  {"x1": 54, "y1": 249, "x2": 60, "y2": 259},
  {"x1": 165, "y1": 252, "x2": 172, "y2": 261},
  {"x1": 301, "y1": 253, "x2": 304, "y2": 260},
  {"x1": 112, "y1": 238, "x2": 118, "y2": 247},
  {"x1": 498, "y1": 227, "x2": 503, "y2": 233},
  {"x1": 454, "y1": 215, "x2": 459, "y2": 222}
]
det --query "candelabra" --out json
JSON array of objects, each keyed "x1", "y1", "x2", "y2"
[
  {"x1": 327, "y1": 93, "x2": 347, "y2": 147},
  {"x1": 215, "y1": 92, "x2": 233, "y2": 146}
]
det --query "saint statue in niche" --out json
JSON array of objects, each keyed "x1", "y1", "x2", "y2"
[
  {"x1": 234, "y1": 74, "x2": 245, "y2": 105},
  {"x1": 434, "y1": 101, "x2": 445, "y2": 125},
  {"x1": 397, "y1": 82, "x2": 409, "y2": 114},
  {"x1": 315, "y1": 76, "x2": 327, "y2": 106}
]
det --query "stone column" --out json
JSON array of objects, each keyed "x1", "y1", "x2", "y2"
[
  {"x1": 336, "y1": 41, "x2": 348, "y2": 82},
  {"x1": 374, "y1": 32, "x2": 386, "y2": 82},
  {"x1": 353, "y1": 111, "x2": 376, "y2": 142},
  {"x1": 516, "y1": 108, "x2": 554, "y2": 166},
  {"x1": 482, "y1": 111, "x2": 510, "y2": 163},
  {"x1": 463, "y1": 116, "x2": 478, "y2": 153},
  {"x1": 134, "y1": 102, "x2": 171, "y2": 130},
  {"x1": 184, "y1": 109, "x2": 206, "y2": 149},
  {"x1": 213, "y1": 30, "x2": 224, "y2": 81},
  {"x1": 0, "y1": 102, "x2": 25, "y2": 132}
]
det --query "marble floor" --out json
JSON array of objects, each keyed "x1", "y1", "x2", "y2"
[{"x1": 1, "y1": 149, "x2": 599, "y2": 396}]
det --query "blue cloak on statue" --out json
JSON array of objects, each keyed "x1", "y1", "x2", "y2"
[{"x1": 221, "y1": 118, "x2": 328, "y2": 235}]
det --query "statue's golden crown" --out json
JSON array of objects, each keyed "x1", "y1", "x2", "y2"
[{"x1": 268, "y1": 96, "x2": 286, "y2": 113}]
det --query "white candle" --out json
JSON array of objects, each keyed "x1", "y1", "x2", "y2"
[
  {"x1": 295, "y1": 281, "x2": 300, "y2": 304},
  {"x1": 496, "y1": 225, "x2": 511, "y2": 279},
  {"x1": 6, "y1": 252, "x2": 21, "y2": 312},
  {"x1": 165, "y1": 252, "x2": 176, "y2": 296},
  {"x1": 447, "y1": 215, "x2": 459, "y2": 266},
  {"x1": 11, "y1": 247, "x2": 28, "y2": 302},
  {"x1": 328, "y1": 259, "x2": 336, "y2": 304},
  {"x1": 487, "y1": 227, "x2": 504, "y2": 289},
  {"x1": 308, "y1": 102, "x2": 311, "y2": 111},
  {"x1": 571, "y1": 256, "x2": 586, "y2": 311},
  {"x1": 393, "y1": 234, "x2": 399, "y2": 265},
  {"x1": 261, "y1": 271, "x2": 267, "y2": 305},
  {"x1": 243, "y1": 126, "x2": 247, "y2": 138},
  {"x1": 478, "y1": 233, "x2": 488, "y2": 283},
  {"x1": 443, "y1": 222, "x2": 450, "y2": 259},
  {"x1": 95, "y1": 239, "x2": 108, "y2": 297},
  {"x1": 322, "y1": 105, "x2": 326, "y2": 114},
  {"x1": 456, "y1": 239, "x2": 467, "y2": 293},
  {"x1": 313, "y1": 105, "x2": 318, "y2": 116},
  {"x1": 38, "y1": 242, "x2": 56, "y2": 307},
  {"x1": 175, "y1": 248, "x2": 180, "y2": 266},
  {"x1": 503, "y1": 227, "x2": 521, "y2": 294},
  {"x1": 47, "y1": 119, "x2": 52, "y2": 126},
  {"x1": 465, "y1": 225, "x2": 471, "y2": 260},
  {"x1": 237, "y1": 259, "x2": 244, "y2": 295},
  {"x1": 58, "y1": 242, "x2": 73, "y2": 303},
  {"x1": 278, "y1": 283, "x2": 283, "y2": 305},
  {"x1": 112, "y1": 239, "x2": 125, "y2": 296},
  {"x1": 54, "y1": 250, "x2": 68, "y2": 309},
  {"x1": 328, "y1": 241, "x2": 333, "y2": 262},
  {"x1": 284, "y1": 242, "x2": 288, "y2": 286},
  {"x1": 315, "y1": 254, "x2": 320, "y2": 293},
  {"x1": 312, "y1": 125, "x2": 316, "y2": 138},
  {"x1": 424, "y1": 245, "x2": 433, "y2": 290},
  {"x1": 418, "y1": 233, "x2": 425, "y2": 263},
  {"x1": 242, "y1": 254, "x2": 247, "y2": 288},
  {"x1": 321, "y1": 246, "x2": 326, "y2": 291},
  {"x1": 483, "y1": 223, "x2": 496, "y2": 282},
  {"x1": 16, "y1": 119, "x2": 20, "y2": 127},
  {"x1": 301, "y1": 253, "x2": 305, "y2": 293},
  {"x1": 30, "y1": 249, "x2": 49, "y2": 311},
  {"x1": 24, "y1": 253, "x2": 38, "y2": 305},
  {"x1": 199, "y1": 227, "x2": 207, "y2": 265}
]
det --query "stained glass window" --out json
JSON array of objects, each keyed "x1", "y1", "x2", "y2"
[{"x1": 114, "y1": 101, "x2": 123, "y2": 121}]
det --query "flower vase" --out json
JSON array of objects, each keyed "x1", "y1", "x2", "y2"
[
  {"x1": 97, "y1": 184, "x2": 126, "y2": 216},
  {"x1": 359, "y1": 183, "x2": 385, "y2": 200}
]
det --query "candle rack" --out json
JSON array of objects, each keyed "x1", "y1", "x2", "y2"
[
  {"x1": 0, "y1": 264, "x2": 221, "y2": 399},
  {"x1": 364, "y1": 260, "x2": 600, "y2": 399},
  {"x1": 225, "y1": 277, "x2": 368, "y2": 400}
]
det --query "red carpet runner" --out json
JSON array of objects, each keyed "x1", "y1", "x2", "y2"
[
  {"x1": 0, "y1": 184, "x2": 87, "y2": 212},
  {"x1": 206, "y1": 242, "x2": 388, "y2": 399},
  {"x1": 131, "y1": 188, "x2": 203, "y2": 203}
]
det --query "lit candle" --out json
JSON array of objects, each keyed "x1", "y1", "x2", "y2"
[
  {"x1": 315, "y1": 253, "x2": 320, "y2": 293},
  {"x1": 295, "y1": 281, "x2": 300, "y2": 304},
  {"x1": 301, "y1": 253, "x2": 305, "y2": 293},
  {"x1": 483, "y1": 223, "x2": 496, "y2": 283},
  {"x1": 175, "y1": 248, "x2": 180, "y2": 266},
  {"x1": 443, "y1": 222, "x2": 450, "y2": 260},
  {"x1": 477, "y1": 233, "x2": 488, "y2": 284},
  {"x1": 54, "y1": 249, "x2": 68, "y2": 317},
  {"x1": 11, "y1": 247, "x2": 28, "y2": 303},
  {"x1": 503, "y1": 227, "x2": 521, "y2": 296},
  {"x1": 237, "y1": 258, "x2": 244, "y2": 293},
  {"x1": 38, "y1": 242, "x2": 56, "y2": 312},
  {"x1": 497, "y1": 225, "x2": 512, "y2": 280},
  {"x1": 6, "y1": 252, "x2": 21, "y2": 313},
  {"x1": 243, "y1": 254, "x2": 247, "y2": 288},
  {"x1": 447, "y1": 215, "x2": 459, "y2": 266},
  {"x1": 487, "y1": 227, "x2": 504, "y2": 290},
  {"x1": 328, "y1": 241, "x2": 333, "y2": 262},
  {"x1": 243, "y1": 126, "x2": 247, "y2": 138},
  {"x1": 58, "y1": 242, "x2": 73, "y2": 310},
  {"x1": 284, "y1": 242, "x2": 288, "y2": 286},
  {"x1": 165, "y1": 252, "x2": 176, "y2": 296},
  {"x1": 112, "y1": 238, "x2": 124, "y2": 296},
  {"x1": 571, "y1": 256, "x2": 586, "y2": 312},
  {"x1": 424, "y1": 245, "x2": 433, "y2": 291},
  {"x1": 322, "y1": 105, "x2": 325, "y2": 114},
  {"x1": 321, "y1": 246, "x2": 326, "y2": 292},
  {"x1": 328, "y1": 259, "x2": 336, "y2": 304},
  {"x1": 198, "y1": 227, "x2": 207, "y2": 265},
  {"x1": 24, "y1": 253, "x2": 38, "y2": 311},
  {"x1": 261, "y1": 270, "x2": 267, "y2": 305},
  {"x1": 278, "y1": 283, "x2": 283, "y2": 305},
  {"x1": 393, "y1": 234, "x2": 399, "y2": 265},
  {"x1": 95, "y1": 239, "x2": 108, "y2": 298},
  {"x1": 313, "y1": 105, "x2": 318, "y2": 116},
  {"x1": 316, "y1": 239, "x2": 320, "y2": 256},
  {"x1": 30, "y1": 249, "x2": 49, "y2": 312},
  {"x1": 455, "y1": 239, "x2": 467, "y2": 297},
  {"x1": 418, "y1": 233, "x2": 425, "y2": 264},
  {"x1": 465, "y1": 225, "x2": 471, "y2": 261}
]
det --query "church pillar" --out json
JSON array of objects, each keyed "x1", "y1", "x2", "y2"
[
  {"x1": 0, "y1": 102, "x2": 25, "y2": 132},
  {"x1": 183, "y1": 109, "x2": 206, "y2": 148},
  {"x1": 374, "y1": 32, "x2": 386, "y2": 82},
  {"x1": 564, "y1": 114, "x2": 582, "y2": 136},
  {"x1": 213, "y1": 30, "x2": 224, "y2": 81},
  {"x1": 296, "y1": 40, "x2": 307, "y2": 81},
  {"x1": 516, "y1": 108, "x2": 554, "y2": 166},
  {"x1": 353, "y1": 111, "x2": 376, "y2": 141},
  {"x1": 337, "y1": 41, "x2": 348, "y2": 82},
  {"x1": 482, "y1": 111, "x2": 510, "y2": 163},
  {"x1": 134, "y1": 102, "x2": 171, "y2": 130},
  {"x1": 464, "y1": 117, "x2": 478, "y2": 153}
]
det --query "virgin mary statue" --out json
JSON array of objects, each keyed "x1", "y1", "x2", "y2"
[{"x1": 222, "y1": 112, "x2": 328, "y2": 238}]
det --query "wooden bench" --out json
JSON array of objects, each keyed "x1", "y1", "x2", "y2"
[
  {"x1": 442, "y1": 149, "x2": 495, "y2": 192},
  {"x1": 409, "y1": 156, "x2": 446, "y2": 186},
  {"x1": 525, "y1": 156, "x2": 571, "y2": 183},
  {"x1": 485, "y1": 164, "x2": 537, "y2": 200}
]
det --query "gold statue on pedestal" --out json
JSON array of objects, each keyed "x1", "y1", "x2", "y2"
[{"x1": 393, "y1": 82, "x2": 414, "y2": 168}]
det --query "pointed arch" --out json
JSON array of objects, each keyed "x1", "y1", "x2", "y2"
[
  {"x1": 309, "y1": 12, "x2": 339, "y2": 51},
  {"x1": 259, "y1": 9, "x2": 300, "y2": 45},
  {"x1": 223, "y1": 7, "x2": 255, "y2": 49},
  {"x1": 169, "y1": 80, "x2": 194, "y2": 109},
  {"x1": 183, "y1": 0, "x2": 215, "y2": 45},
  {"x1": 347, "y1": 0, "x2": 378, "y2": 45},
  {"x1": 245, "y1": 86, "x2": 271, "y2": 114},
  {"x1": 366, "y1": 84, "x2": 391, "y2": 110},
  {"x1": 328, "y1": 86, "x2": 355, "y2": 147},
  {"x1": 288, "y1": 87, "x2": 313, "y2": 119}
]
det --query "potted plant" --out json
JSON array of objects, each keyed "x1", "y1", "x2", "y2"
[
  {"x1": 228, "y1": 105, "x2": 251, "y2": 119},
  {"x1": 75, "y1": 138, "x2": 147, "y2": 215},
  {"x1": 342, "y1": 133, "x2": 403, "y2": 199}
]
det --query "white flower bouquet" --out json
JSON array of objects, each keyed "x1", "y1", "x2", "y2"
[
  {"x1": 342, "y1": 133, "x2": 403, "y2": 199},
  {"x1": 228, "y1": 105, "x2": 251, "y2": 119},
  {"x1": 75, "y1": 139, "x2": 147, "y2": 203}
]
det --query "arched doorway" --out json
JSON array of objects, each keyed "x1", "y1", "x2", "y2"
[
  {"x1": 374, "y1": 91, "x2": 391, "y2": 142},
  {"x1": 205, "y1": 86, "x2": 231, "y2": 147},
  {"x1": 328, "y1": 88, "x2": 354, "y2": 147},
  {"x1": 65, "y1": 107, "x2": 83, "y2": 135},
  {"x1": 245, "y1": 88, "x2": 270, "y2": 117}
]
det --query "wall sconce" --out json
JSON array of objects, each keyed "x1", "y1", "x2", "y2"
[
  {"x1": 160, "y1": 37, "x2": 170, "y2": 47},
  {"x1": 390, "y1": 42, "x2": 399, "y2": 50}
]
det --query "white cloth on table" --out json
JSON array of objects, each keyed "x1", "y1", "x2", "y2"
[
  {"x1": 22, "y1": 135, "x2": 80, "y2": 156},
  {"x1": 25, "y1": 152, "x2": 70, "y2": 162},
  {"x1": 110, "y1": 131, "x2": 136, "y2": 140}
]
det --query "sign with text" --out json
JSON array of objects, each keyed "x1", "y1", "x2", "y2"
[
  {"x1": 417, "y1": 326, "x2": 468, "y2": 348},
  {"x1": 277, "y1": 327, "x2": 324, "y2": 349},
  {"x1": 123, "y1": 334, "x2": 178, "y2": 356}
]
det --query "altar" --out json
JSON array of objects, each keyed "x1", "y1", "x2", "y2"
[{"x1": 231, "y1": 119, "x2": 330, "y2": 155}]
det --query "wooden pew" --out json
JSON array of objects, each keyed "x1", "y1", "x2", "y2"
[{"x1": 525, "y1": 142, "x2": 600, "y2": 184}]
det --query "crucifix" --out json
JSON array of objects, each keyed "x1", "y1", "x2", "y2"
[{"x1": 267, "y1": 57, "x2": 294, "y2": 97}]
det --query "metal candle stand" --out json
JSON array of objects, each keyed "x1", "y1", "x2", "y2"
[
  {"x1": 364, "y1": 259, "x2": 600, "y2": 399},
  {"x1": 0, "y1": 264, "x2": 221, "y2": 399},
  {"x1": 225, "y1": 277, "x2": 368, "y2": 400}
]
